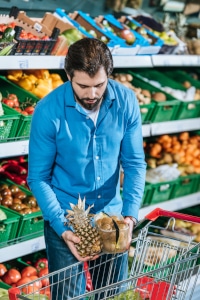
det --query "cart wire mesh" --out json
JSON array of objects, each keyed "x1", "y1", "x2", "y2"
[{"x1": 8, "y1": 208, "x2": 200, "y2": 300}]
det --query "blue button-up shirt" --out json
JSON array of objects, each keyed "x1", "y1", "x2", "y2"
[{"x1": 27, "y1": 78, "x2": 146, "y2": 237}]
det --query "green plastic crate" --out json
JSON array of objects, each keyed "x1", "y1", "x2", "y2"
[
  {"x1": 171, "y1": 174, "x2": 199, "y2": 199},
  {"x1": 128, "y1": 70, "x2": 181, "y2": 123},
  {"x1": 141, "y1": 183, "x2": 153, "y2": 207},
  {"x1": 0, "y1": 103, "x2": 21, "y2": 142},
  {"x1": 163, "y1": 70, "x2": 200, "y2": 119},
  {"x1": 0, "y1": 206, "x2": 21, "y2": 248},
  {"x1": 0, "y1": 179, "x2": 44, "y2": 242},
  {"x1": 0, "y1": 75, "x2": 39, "y2": 140},
  {"x1": 147, "y1": 179, "x2": 177, "y2": 205},
  {"x1": 113, "y1": 71, "x2": 156, "y2": 124}
]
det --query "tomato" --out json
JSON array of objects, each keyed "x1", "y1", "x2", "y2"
[
  {"x1": 21, "y1": 283, "x2": 40, "y2": 294},
  {"x1": 2, "y1": 98, "x2": 15, "y2": 107},
  {"x1": 29, "y1": 275, "x2": 42, "y2": 289},
  {"x1": 6, "y1": 268, "x2": 21, "y2": 283},
  {"x1": 0, "y1": 263, "x2": 7, "y2": 277},
  {"x1": 21, "y1": 266, "x2": 37, "y2": 278},
  {"x1": 16, "y1": 276, "x2": 32, "y2": 286},
  {"x1": 38, "y1": 268, "x2": 49, "y2": 287},
  {"x1": 2, "y1": 272, "x2": 12, "y2": 285},
  {"x1": 21, "y1": 110, "x2": 29, "y2": 115},
  {"x1": 40, "y1": 286, "x2": 51, "y2": 299},
  {"x1": 8, "y1": 94, "x2": 19, "y2": 108},
  {"x1": 24, "y1": 106, "x2": 35, "y2": 114},
  {"x1": 14, "y1": 107, "x2": 22, "y2": 112}
]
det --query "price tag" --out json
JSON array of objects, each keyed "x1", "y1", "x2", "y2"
[
  {"x1": 18, "y1": 59, "x2": 29, "y2": 69},
  {"x1": 59, "y1": 57, "x2": 65, "y2": 69},
  {"x1": 34, "y1": 22, "x2": 42, "y2": 32},
  {"x1": 31, "y1": 241, "x2": 40, "y2": 252},
  {"x1": 160, "y1": 184, "x2": 170, "y2": 191},
  {"x1": 20, "y1": 142, "x2": 29, "y2": 154}
]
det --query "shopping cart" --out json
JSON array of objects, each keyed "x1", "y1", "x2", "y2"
[{"x1": 8, "y1": 208, "x2": 200, "y2": 300}]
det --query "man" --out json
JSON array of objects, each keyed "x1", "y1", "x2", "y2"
[{"x1": 27, "y1": 37, "x2": 146, "y2": 299}]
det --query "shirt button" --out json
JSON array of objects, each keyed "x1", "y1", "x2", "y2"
[
  {"x1": 86, "y1": 116, "x2": 89, "y2": 119},
  {"x1": 95, "y1": 156, "x2": 99, "y2": 160},
  {"x1": 97, "y1": 176, "x2": 100, "y2": 181},
  {"x1": 94, "y1": 135, "x2": 96, "y2": 139},
  {"x1": 98, "y1": 195, "x2": 101, "y2": 198}
]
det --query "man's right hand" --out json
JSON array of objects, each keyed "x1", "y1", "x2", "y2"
[{"x1": 62, "y1": 230, "x2": 99, "y2": 262}]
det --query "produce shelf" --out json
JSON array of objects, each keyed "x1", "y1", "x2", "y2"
[
  {"x1": 0, "y1": 192, "x2": 199, "y2": 262},
  {"x1": 0, "y1": 55, "x2": 200, "y2": 70}
]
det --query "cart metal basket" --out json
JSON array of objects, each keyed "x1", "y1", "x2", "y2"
[{"x1": 8, "y1": 208, "x2": 200, "y2": 300}]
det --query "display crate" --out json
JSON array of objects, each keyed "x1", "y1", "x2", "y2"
[
  {"x1": 118, "y1": 15, "x2": 164, "y2": 55},
  {"x1": 10, "y1": 25, "x2": 59, "y2": 56},
  {"x1": 163, "y1": 69, "x2": 200, "y2": 119},
  {"x1": 69, "y1": 10, "x2": 139, "y2": 56},
  {"x1": 0, "y1": 104, "x2": 21, "y2": 143},
  {"x1": 132, "y1": 69, "x2": 200, "y2": 120},
  {"x1": 128, "y1": 70, "x2": 180, "y2": 123},
  {"x1": 95, "y1": 14, "x2": 145, "y2": 54},
  {"x1": 147, "y1": 179, "x2": 177, "y2": 205},
  {"x1": 0, "y1": 206, "x2": 21, "y2": 248},
  {"x1": 0, "y1": 179, "x2": 44, "y2": 243},
  {"x1": 141, "y1": 183, "x2": 153, "y2": 207},
  {"x1": 0, "y1": 75, "x2": 39, "y2": 140},
  {"x1": 171, "y1": 174, "x2": 199, "y2": 200},
  {"x1": 0, "y1": 281, "x2": 10, "y2": 290}
]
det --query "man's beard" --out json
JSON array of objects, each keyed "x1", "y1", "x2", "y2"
[{"x1": 72, "y1": 88, "x2": 104, "y2": 110}]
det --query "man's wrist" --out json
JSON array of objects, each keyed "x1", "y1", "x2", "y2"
[{"x1": 125, "y1": 216, "x2": 137, "y2": 226}]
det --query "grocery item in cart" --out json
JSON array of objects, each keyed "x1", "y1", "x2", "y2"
[
  {"x1": 65, "y1": 195, "x2": 102, "y2": 257},
  {"x1": 95, "y1": 212, "x2": 129, "y2": 253}
]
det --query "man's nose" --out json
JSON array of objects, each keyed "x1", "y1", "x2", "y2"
[{"x1": 88, "y1": 87, "x2": 97, "y2": 98}]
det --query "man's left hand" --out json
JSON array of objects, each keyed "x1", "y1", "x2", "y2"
[{"x1": 124, "y1": 216, "x2": 136, "y2": 249}]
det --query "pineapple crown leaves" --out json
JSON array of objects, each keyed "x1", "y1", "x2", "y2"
[{"x1": 66, "y1": 194, "x2": 94, "y2": 222}]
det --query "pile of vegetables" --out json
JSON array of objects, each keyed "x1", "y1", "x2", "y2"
[
  {"x1": 7, "y1": 69, "x2": 64, "y2": 99},
  {"x1": 1, "y1": 92, "x2": 35, "y2": 115},
  {"x1": 0, "y1": 180, "x2": 40, "y2": 215},
  {"x1": 0, "y1": 157, "x2": 28, "y2": 186},
  {"x1": 145, "y1": 132, "x2": 200, "y2": 175},
  {"x1": 0, "y1": 261, "x2": 49, "y2": 299}
]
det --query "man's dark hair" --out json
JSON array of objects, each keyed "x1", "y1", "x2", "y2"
[{"x1": 64, "y1": 38, "x2": 113, "y2": 79}]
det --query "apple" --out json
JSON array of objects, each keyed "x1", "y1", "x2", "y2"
[{"x1": 120, "y1": 29, "x2": 135, "y2": 45}]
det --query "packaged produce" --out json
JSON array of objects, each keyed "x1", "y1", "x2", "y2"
[{"x1": 95, "y1": 212, "x2": 129, "y2": 253}]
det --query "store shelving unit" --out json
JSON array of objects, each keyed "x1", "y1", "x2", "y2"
[{"x1": 0, "y1": 54, "x2": 200, "y2": 263}]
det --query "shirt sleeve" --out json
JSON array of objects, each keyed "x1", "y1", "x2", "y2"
[
  {"x1": 27, "y1": 101, "x2": 69, "y2": 237},
  {"x1": 120, "y1": 91, "x2": 147, "y2": 221}
]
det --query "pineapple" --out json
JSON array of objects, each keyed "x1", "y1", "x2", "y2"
[{"x1": 65, "y1": 195, "x2": 102, "y2": 257}]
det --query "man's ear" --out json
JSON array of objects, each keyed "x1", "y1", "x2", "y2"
[{"x1": 67, "y1": 74, "x2": 71, "y2": 81}]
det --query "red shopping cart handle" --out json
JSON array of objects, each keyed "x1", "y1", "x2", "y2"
[{"x1": 145, "y1": 208, "x2": 200, "y2": 223}]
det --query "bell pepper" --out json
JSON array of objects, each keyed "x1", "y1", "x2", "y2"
[
  {"x1": 17, "y1": 76, "x2": 33, "y2": 91},
  {"x1": 31, "y1": 78, "x2": 52, "y2": 98},
  {"x1": 34, "y1": 258, "x2": 48, "y2": 272},
  {"x1": 83, "y1": 262, "x2": 93, "y2": 291}
]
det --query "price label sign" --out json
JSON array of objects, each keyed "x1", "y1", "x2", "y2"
[
  {"x1": 31, "y1": 241, "x2": 40, "y2": 252},
  {"x1": 18, "y1": 59, "x2": 29, "y2": 69},
  {"x1": 59, "y1": 57, "x2": 65, "y2": 69},
  {"x1": 20, "y1": 142, "x2": 29, "y2": 154}
]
